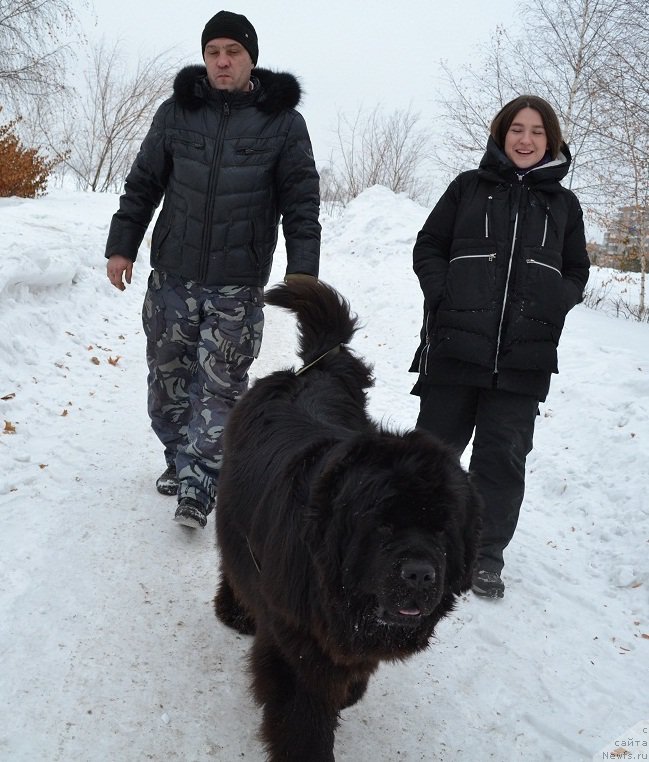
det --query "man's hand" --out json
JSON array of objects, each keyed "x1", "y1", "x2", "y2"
[{"x1": 107, "y1": 255, "x2": 134, "y2": 291}]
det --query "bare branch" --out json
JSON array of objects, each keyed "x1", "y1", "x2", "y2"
[
  {"x1": 322, "y1": 105, "x2": 433, "y2": 208},
  {"x1": 0, "y1": 0, "x2": 87, "y2": 111},
  {"x1": 38, "y1": 38, "x2": 179, "y2": 192}
]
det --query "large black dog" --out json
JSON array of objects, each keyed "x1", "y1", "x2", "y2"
[{"x1": 215, "y1": 280, "x2": 481, "y2": 762}]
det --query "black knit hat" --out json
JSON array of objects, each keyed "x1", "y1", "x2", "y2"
[{"x1": 201, "y1": 11, "x2": 258, "y2": 64}]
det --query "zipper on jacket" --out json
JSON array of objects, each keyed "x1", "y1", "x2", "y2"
[
  {"x1": 540, "y1": 206, "x2": 549, "y2": 247},
  {"x1": 419, "y1": 309, "x2": 433, "y2": 375},
  {"x1": 236, "y1": 147, "x2": 269, "y2": 155},
  {"x1": 494, "y1": 206, "x2": 519, "y2": 375},
  {"x1": 526, "y1": 258, "x2": 561, "y2": 276},
  {"x1": 199, "y1": 100, "x2": 231, "y2": 282},
  {"x1": 485, "y1": 195, "x2": 493, "y2": 238},
  {"x1": 449, "y1": 253, "x2": 496, "y2": 264},
  {"x1": 494, "y1": 175, "x2": 527, "y2": 374},
  {"x1": 420, "y1": 342, "x2": 430, "y2": 375}
]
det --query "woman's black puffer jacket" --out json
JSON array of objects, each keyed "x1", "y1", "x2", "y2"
[
  {"x1": 410, "y1": 137, "x2": 590, "y2": 401},
  {"x1": 105, "y1": 66, "x2": 321, "y2": 286}
]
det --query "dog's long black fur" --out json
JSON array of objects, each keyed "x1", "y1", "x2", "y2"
[{"x1": 214, "y1": 280, "x2": 481, "y2": 762}]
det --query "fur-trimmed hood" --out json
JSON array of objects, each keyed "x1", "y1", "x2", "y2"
[{"x1": 173, "y1": 65, "x2": 303, "y2": 114}]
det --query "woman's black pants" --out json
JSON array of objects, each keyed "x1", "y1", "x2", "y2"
[{"x1": 417, "y1": 383, "x2": 539, "y2": 573}]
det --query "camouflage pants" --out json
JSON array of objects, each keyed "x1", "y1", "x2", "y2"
[{"x1": 142, "y1": 271, "x2": 264, "y2": 510}]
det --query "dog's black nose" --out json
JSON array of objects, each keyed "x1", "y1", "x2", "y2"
[{"x1": 400, "y1": 561, "x2": 436, "y2": 589}]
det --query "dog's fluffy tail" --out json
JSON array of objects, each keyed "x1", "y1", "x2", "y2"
[{"x1": 265, "y1": 280, "x2": 359, "y2": 366}]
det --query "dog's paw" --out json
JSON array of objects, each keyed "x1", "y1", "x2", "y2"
[{"x1": 214, "y1": 581, "x2": 256, "y2": 635}]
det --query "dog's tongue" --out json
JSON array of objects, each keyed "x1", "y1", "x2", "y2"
[{"x1": 399, "y1": 607, "x2": 421, "y2": 616}]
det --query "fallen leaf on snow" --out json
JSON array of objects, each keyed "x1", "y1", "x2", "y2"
[
  {"x1": 3, "y1": 420, "x2": 16, "y2": 434},
  {"x1": 108, "y1": 356, "x2": 121, "y2": 366},
  {"x1": 90, "y1": 357, "x2": 100, "y2": 365},
  {"x1": 1, "y1": 392, "x2": 16, "y2": 401}
]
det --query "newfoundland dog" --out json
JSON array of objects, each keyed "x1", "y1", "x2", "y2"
[{"x1": 214, "y1": 280, "x2": 481, "y2": 762}]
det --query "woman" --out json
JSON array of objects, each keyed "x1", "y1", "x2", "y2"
[{"x1": 410, "y1": 95, "x2": 590, "y2": 599}]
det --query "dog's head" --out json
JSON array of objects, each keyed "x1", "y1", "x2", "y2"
[
  {"x1": 358, "y1": 515, "x2": 448, "y2": 625},
  {"x1": 306, "y1": 428, "x2": 481, "y2": 656}
]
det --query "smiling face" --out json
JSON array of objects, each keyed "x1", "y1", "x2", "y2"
[
  {"x1": 504, "y1": 107, "x2": 549, "y2": 169},
  {"x1": 203, "y1": 38, "x2": 254, "y2": 91}
]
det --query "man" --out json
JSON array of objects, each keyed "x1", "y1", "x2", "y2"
[{"x1": 105, "y1": 11, "x2": 321, "y2": 529}]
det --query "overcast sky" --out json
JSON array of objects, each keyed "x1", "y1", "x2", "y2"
[{"x1": 79, "y1": 0, "x2": 522, "y2": 178}]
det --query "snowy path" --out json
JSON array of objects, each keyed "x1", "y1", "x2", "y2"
[{"x1": 0, "y1": 189, "x2": 647, "y2": 761}]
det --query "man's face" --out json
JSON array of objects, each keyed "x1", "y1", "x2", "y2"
[{"x1": 204, "y1": 38, "x2": 254, "y2": 91}]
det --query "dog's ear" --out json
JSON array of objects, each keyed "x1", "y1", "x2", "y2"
[
  {"x1": 301, "y1": 440, "x2": 361, "y2": 545},
  {"x1": 393, "y1": 429, "x2": 481, "y2": 595}
]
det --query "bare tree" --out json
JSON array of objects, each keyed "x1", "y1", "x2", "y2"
[
  {"x1": 39, "y1": 39, "x2": 178, "y2": 192},
  {"x1": 0, "y1": 0, "x2": 86, "y2": 113},
  {"x1": 322, "y1": 105, "x2": 431, "y2": 210}
]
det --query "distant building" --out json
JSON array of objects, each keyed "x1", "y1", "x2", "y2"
[
  {"x1": 602, "y1": 205, "x2": 648, "y2": 270},
  {"x1": 586, "y1": 240, "x2": 609, "y2": 267}
]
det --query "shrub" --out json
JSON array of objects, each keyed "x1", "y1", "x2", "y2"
[{"x1": 0, "y1": 116, "x2": 58, "y2": 198}]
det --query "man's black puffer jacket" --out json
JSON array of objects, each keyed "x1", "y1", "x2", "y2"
[
  {"x1": 105, "y1": 66, "x2": 321, "y2": 286},
  {"x1": 410, "y1": 137, "x2": 590, "y2": 401}
]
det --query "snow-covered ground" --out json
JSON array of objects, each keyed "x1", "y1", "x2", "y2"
[{"x1": 1, "y1": 187, "x2": 647, "y2": 761}]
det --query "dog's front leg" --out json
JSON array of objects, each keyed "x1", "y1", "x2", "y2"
[
  {"x1": 251, "y1": 635, "x2": 337, "y2": 762},
  {"x1": 214, "y1": 574, "x2": 256, "y2": 635}
]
